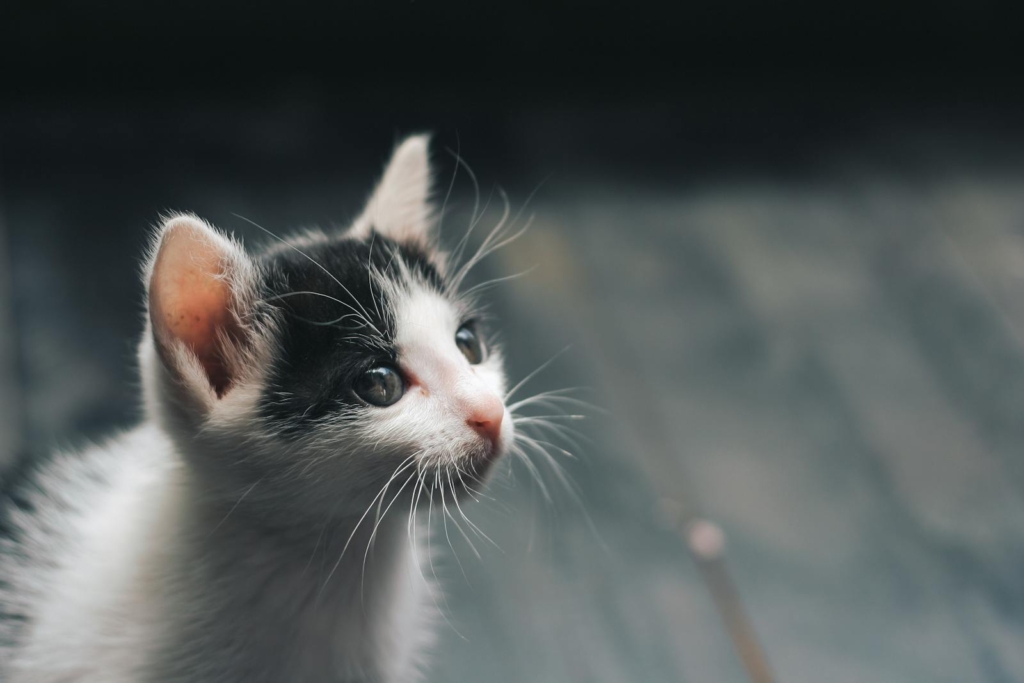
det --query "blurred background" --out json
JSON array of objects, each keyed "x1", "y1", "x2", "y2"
[{"x1": 3, "y1": 1, "x2": 1024, "y2": 681}]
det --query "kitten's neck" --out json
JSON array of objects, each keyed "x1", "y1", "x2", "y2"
[{"x1": 149, "y1": 460, "x2": 429, "y2": 683}]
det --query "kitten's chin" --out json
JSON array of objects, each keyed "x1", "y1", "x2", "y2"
[{"x1": 441, "y1": 440, "x2": 506, "y2": 499}]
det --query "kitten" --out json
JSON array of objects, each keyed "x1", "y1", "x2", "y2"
[{"x1": 0, "y1": 136, "x2": 518, "y2": 682}]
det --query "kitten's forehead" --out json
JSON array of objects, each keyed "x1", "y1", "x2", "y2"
[
  {"x1": 392, "y1": 284, "x2": 461, "y2": 354},
  {"x1": 260, "y1": 230, "x2": 447, "y2": 333}
]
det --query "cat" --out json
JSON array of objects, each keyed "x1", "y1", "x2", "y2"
[{"x1": 0, "y1": 135, "x2": 522, "y2": 682}]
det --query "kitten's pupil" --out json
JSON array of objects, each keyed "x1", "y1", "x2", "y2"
[
  {"x1": 455, "y1": 324, "x2": 485, "y2": 365},
  {"x1": 354, "y1": 365, "x2": 404, "y2": 407}
]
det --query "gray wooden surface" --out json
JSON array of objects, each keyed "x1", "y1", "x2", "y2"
[
  {"x1": 2, "y1": 120, "x2": 1024, "y2": 682},
  {"x1": 430, "y1": 176, "x2": 1024, "y2": 683}
]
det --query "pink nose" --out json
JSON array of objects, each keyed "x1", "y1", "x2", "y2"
[{"x1": 466, "y1": 393, "x2": 504, "y2": 445}]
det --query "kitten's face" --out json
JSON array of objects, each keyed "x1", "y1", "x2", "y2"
[
  {"x1": 141, "y1": 136, "x2": 512, "y2": 518},
  {"x1": 257, "y1": 233, "x2": 511, "y2": 502}
]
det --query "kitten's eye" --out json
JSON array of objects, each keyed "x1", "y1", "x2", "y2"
[
  {"x1": 455, "y1": 324, "x2": 485, "y2": 365},
  {"x1": 353, "y1": 365, "x2": 405, "y2": 407}
]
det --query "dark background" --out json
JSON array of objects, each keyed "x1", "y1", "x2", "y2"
[
  {"x1": 3, "y1": 2, "x2": 1024, "y2": 682},
  {"x1": 4, "y1": 0, "x2": 1022, "y2": 100},
  {"x1": 5, "y1": 0, "x2": 1024, "y2": 163}
]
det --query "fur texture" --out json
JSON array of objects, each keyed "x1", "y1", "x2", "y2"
[{"x1": 0, "y1": 136, "x2": 517, "y2": 682}]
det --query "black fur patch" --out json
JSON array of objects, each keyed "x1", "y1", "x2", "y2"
[{"x1": 257, "y1": 231, "x2": 446, "y2": 433}]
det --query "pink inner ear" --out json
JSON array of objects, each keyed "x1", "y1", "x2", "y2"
[{"x1": 149, "y1": 220, "x2": 238, "y2": 397}]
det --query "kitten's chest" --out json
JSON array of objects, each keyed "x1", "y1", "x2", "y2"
[
  {"x1": 159, "y1": 596, "x2": 372, "y2": 683},
  {"x1": 154, "y1": 520, "x2": 429, "y2": 683}
]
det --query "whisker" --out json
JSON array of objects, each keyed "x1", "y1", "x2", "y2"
[
  {"x1": 443, "y1": 469, "x2": 485, "y2": 559},
  {"x1": 450, "y1": 466, "x2": 504, "y2": 553},
  {"x1": 405, "y1": 474, "x2": 466, "y2": 639},
  {"x1": 514, "y1": 419, "x2": 587, "y2": 452},
  {"x1": 367, "y1": 235, "x2": 386, "y2": 325},
  {"x1": 517, "y1": 433, "x2": 579, "y2": 468},
  {"x1": 515, "y1": 434, "x2": 608, "y2": 552},
  {"x1": 435, "y1": 140, "x2": 462, "y2": 242},
  {"x1": 424, "y1": 469, "x2": 466, "y2": 640},
  {"x1": 361, "y1": 468, "x2": 418, "y2": 596},
  {"x1": 438, "y1": 472, "x2": 472, "y2": 582},
  {"x1": 206, "y1": 477, "x2": 263, "y2": 539},
  {"x1": 444, "y1": 146, "x2": 483, "y2": 259},
  {"x1": 318, "y1": 456, "x2": 416, "y2": 598},
  {"x1": 459, "y1": 265, "x2": 538, "y2": 300},
  {"x1": 504, "y1": 347, "x2": 572, "y2": 403},
  {"x1": 232, "y1": 213, "x2": 383, "y2": 338},
  {"x1": 450, "y1": 187, "x2": 512, "y2": 291},
  {"x1": 510, "y1": 444, "x2": 552, "y2": 503},
  {"x1": 507, "y1": 391, "x2": 599, "y2": 414},
  {"x1": 507, "y1": 173, "x2": 551, "y2": 234},
  {"x1": 302, "y1": 501, "x2": 339, "y2": 579},
  {"x1": 450, "y1": 183, "x2": 497, "y2": 281}
]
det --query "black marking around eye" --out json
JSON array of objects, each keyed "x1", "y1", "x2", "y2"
[{"x1": 257, "y1": 231, "x2": 446, "y2": 434}]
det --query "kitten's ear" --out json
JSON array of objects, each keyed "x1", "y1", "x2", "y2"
[
  {"x1": 350, "y1": 134, "x2": 434, "y2": 246},
  {"x1": 146, "y1": 214, "x2": 260, "y2": 400}
]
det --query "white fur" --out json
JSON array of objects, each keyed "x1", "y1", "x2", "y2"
[
  {"x1": 2, "y1": 425, "x2": 436, "y2": 683},
  {"x1": 0, "y1": 137, "x2": 511, "y2": 682}
]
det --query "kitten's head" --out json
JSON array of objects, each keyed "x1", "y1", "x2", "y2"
[{"x1": 140, "y1": 136, "x2": 511, "y2": 518}]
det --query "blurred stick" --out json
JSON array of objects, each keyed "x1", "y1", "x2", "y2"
[{"x1": 687, "y1": 519, "x2": 776, "y2": 683}]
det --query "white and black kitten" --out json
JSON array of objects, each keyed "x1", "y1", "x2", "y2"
[{"x1": 0, "y1": 136, "x2": 520, "y2": 682}]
